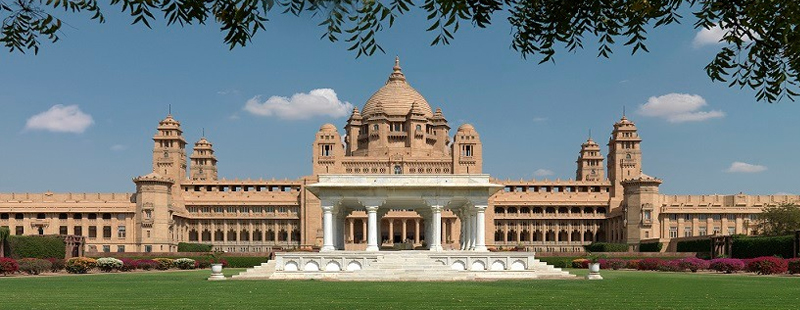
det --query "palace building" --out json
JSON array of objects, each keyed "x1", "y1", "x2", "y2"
[{"x1": 1, "y1": 59, "x2": 797, "y2": 254}]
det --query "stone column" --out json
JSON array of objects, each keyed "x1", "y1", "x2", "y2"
[
  {"x1": 474, "y1": 206, "x2": 488, "y2": 251},
  {"x1": 365, "y1": 206, "x2": 380, "y2": 252},
  {"x1": 388, "y1": 219, "x2": 394, "y2": 244},
  {"x1": 321, "y1": 204, "x2": 335, "y2": 252},
  {"x1": 414, "y1": 218, "x2": 420, "y2": 245},
  {"x1": 349, "y1": 219, "x2": 355, "y2": 243},
  {"x1": 468, "y1": 212, "x2": 476, "y2": 250},
  {"x1": 362, "y1": 219, "x2": 367, "y2": 243},
  {"x1": 402, "y1": 219, "x2": 407, "y2": 243},
  {"x1": 429, "y1": 206, "x2": 443, "y2": 251}
]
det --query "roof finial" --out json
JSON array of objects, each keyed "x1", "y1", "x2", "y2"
[
  {"x1": 388, "y1": 56, "x2": 406, "y2": 82},
  {"x1": 395, "y1": 55, "x2": 400, "y2": 68}
]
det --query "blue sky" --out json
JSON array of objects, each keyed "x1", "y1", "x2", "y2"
[{"x1": 0, "y1": 7, "x2": 797, "y2": 195}]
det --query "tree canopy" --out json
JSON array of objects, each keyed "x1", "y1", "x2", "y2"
[
  {"x1": 2, "y1": 0, "x2": 799, "y2": 102},
  {"x1": 756, "y1": 203, "x2": 800, "y2": 236}
]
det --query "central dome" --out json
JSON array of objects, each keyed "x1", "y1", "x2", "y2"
[{"x1": 361, "y1": 58, "x2": 433, "y2": 118}]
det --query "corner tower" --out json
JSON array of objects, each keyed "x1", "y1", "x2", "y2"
[
  {"x1": 152, "y1": 114, "x2": 187, "y2": 184},
  {"x1": 576, "y1": 137, "x2": 605, "y2": 181},
  {"x1": 189, "y1": 136, "x2": 218, "y2": 181},
  {"x1": 607, "y1": 116, "x2": 642, "y2": 198}
]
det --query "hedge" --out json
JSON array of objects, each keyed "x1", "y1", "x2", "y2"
[
  {"x1": 676, "y1": 239, "x2": 710, "y2": 253},
  {"x1": 731, "y1": 235, "x2": 794, "y2": 259},
  {"x1": 639, "y1": 242, "x2": 663, "y2": 252},
  {"x1": 584, "y1": 242, "x2": 629, "y2": 252},
  {"x1": 7, "y1": 236, "x2": 65, "y2": 259},
  {"x1": 88, "y1": 255, "x2": 270, "y2": 268},
  {"x1": 177, "y1": 243, "x2": 213, "y2": 252}
]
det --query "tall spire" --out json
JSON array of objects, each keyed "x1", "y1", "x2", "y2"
[{"x1": 388, "y1": 56, "x2": 406, "y2": 82}]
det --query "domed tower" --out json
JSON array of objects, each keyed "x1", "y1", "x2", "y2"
[
  {"x1": 576, "y1": 137, "x2": 605, "y2": 181},
  {"x1": 312, "y1": 124, "x2": 344, "y2": 175},
  {"x1": 344, "y1": 107, "x2": 362, "y2": 156},
  {"x1": 452, "y1": 124, "x2": 483, "y2": 174},
  {"x1": 189, "y1": 136, "x2": 218, "y2": 181},
  {"x1": 607, "y1": 116, "x2": 643, "y2": 198},
  {"x1": 152, "y1": 114, "x2": 187, "y2": 186},
  {"x1": 353, "y1": 57, "x2": 448, "y2": 157}
]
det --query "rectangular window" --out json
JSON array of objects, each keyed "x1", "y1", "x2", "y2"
[
  {"x1": 727, "y1": 214, "x2": 736, "y2": 221},
  {"x1": 117, "y1": 214, "x2": 126, "y2": 220},
  {"x1": 102, "y1": 245, "x2": 110, "y2": 253},
  {"x1": 74, "y1": 226, "x2": 82, "y2": 236},
  {"x1": 117, "y1": 245, "x2": 125, "y2": 253},
  {"x1": 461, "y1": 144, "x2": 473, "y2": 157},
  {"x1": 144, "y1": 245, "x2": 152, "y2": 253},
  {"x1": 728, "y1": 227, "x2": 736, "y2": 235},
  {"x1": 15, "y1": 226, "x2": 23, "y2": 235},
  {"x1": 749, "y1": 214, "x2": 758, "y2": 221},
  {"x1": 118, "y1": 226, "x2": 126, "y2": 238},
  {"x1": 669, "y1": 227, "x2": 678, "y2": 238},
  {"x1": 684, "y1": 214, "x2": 692, "y2": 221},
  {"x1": 712, "y1": 214, "x2": 721, "y2": 221},
  {"x1": 713, "y1": 227, "x2": 721, "y2": 235},
  {"x1": 699, "y1": 227, "x2": 707, "y2": 236},
  {"x1": 643, "y1": 210, "x2": 652, "y2": 220},
  {"x1": 684, "y1": 227, "x2": 692, "y2": 237},
  {"x1": 88, "y1": 226, "x2": 97, "y2": 238},
  {"x1": 669, "y1": 214, "x2": 678, "y2": 221},
  {"x1": 699, "y1": 214, "x2": 708, "y2": 221},
  {"x1": 59, "y1": 226, "x2": 68, "y2": 235},
  {"x1": 103, "y1": 226, "x2": 111, "y2": 238}
]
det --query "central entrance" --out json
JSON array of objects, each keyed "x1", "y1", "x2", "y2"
[{"x1": 306, "y1": 174, "x2": 502, "y2": 252}]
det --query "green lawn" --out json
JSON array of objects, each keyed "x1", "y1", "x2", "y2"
[{"x1": 2, "y1": 269, "x2": 799, "y2": 309}]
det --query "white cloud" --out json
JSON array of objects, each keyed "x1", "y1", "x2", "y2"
[
  {"x1": 110, "y1": 144, "x2": 127, "y2": 151},
  {"x1": 243, "y1": 88, "x2": 353, "y2": 120},
  {"x1": 637, "y1": 93, "x2": 725, "y2": 123},
  {"x1": 533, "y1": 169, "x2": 554, "y2": 177},
  {"x1": 726, "y1": 162, "x2": 767, "y2": 173},
  {"x1": 25, "y1": 104, "x2": 94, "y2": 133},
  {"x1": 693, "y1": 24, "x2": 752, "y2": 48}
]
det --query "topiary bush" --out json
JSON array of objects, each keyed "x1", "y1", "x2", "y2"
[
  {"x1": 7, "y1": 235, "x2": 65, "y2": 259},
  {"x1": 709, "y1": 258, "x2": 745, "y2": 273},
  {"x1": 731, "y1": 235, "x2": 794, "y2": 259},
  {"x1": 678, "y1": 257, "x2": 709, "y2": 272},
  {"x1": 96, "y1": 257, "x2": 123, "y2": 272},
  {"x1": 174, "y1": 258, "x2": 197, "y2": 270},
  {"x1": 571, "y1": 258, "x2": 589, "y2": 268},
  {"x1": 639, "y1": 242, "x2": 663, "y2": 252},
  {"x1": 177, "y1": 243, "x2": 213, "y2": 252},
  {"x1": 584, "y1": 242, "x2": 629, "y2": 252},
  {"x1": 17, "y1": 258, "x2": 52, "y2": 275},
  {"x1": 788, "y1": 259, "x2": 800, "y2": 275},
  {"x1": 223, "y1": 256, "x2": 268, "y2": 268},
  {"x1": 746, "y1": 256, "x2": 788, "y2": 275},
  {"x1": 599, "y1": 258, "x2": 626, "y2": 270},
  {"x1": 134, "y1": 259, "x2": 158, "y2": 271},
  {"x1": 637, "y1": 258, "x2": 663, "y2": 271},
  {"x1": 152, "y1": 258, "x2": 174, "y2": 270},
  {"x1": 65, "y1": 257, "x2": 97, "y2": 274},
  {"x1": 0, "y1": 257, "x2": 19, "y2": 275}
]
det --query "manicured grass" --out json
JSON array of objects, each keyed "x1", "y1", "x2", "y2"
[{"x1": 2, "y1": 269, "x2": 799, "y2": 309}]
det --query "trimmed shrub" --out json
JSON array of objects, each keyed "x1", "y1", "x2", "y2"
[
  {"x1": 746, "y1": 256, "x2": 788, "y2": 275},
  {"x1": 626, "y1": 259, "x2": 641, "y2": 270},
  {"x1": 134, "y1": 259, "x2": 158, "y2": 271},
  {"x1": 65, "y1": 257, "x2": 97, "y2": 274},
  {"x1": 731, "y1": 235, "x2": 794, "y2": 259},
  {"x1": 7, "y1": 235, "x2": 65, "y2": 259},
  {"x1": 639, "y1": 242, "x2": 663, "y2": 252},
  {"x1": 788, "y1": 259, "x2": 800, "y2": 275},
  {"x1": 539, "y1": 257, "x2": 572, "y2": 269},
  {"x1": 119, "y1": 258, "x2": 138, "y2": 271},
  {"x1": 657, "y1": 260, "x2": 684, "y2": 272},
  {"x1": 152, "y1": 258, "x2": 174, "y2": 270},
  {"x1": 678, "y1": 257, "x2": 709, "y2": 272},
  {"x1": 584, "y1": 243, "x2": 629, "y2": 252},
  {"x1": 676, "y1": 239, "x2": 710, "y2": 253},
  {"x1": 571, "y1": 258, "x2": 589, "y2": 269},
  {"x1": 637, "y1": 258, "x2": 664, "y2": 271},
  {"x1": 0, "y1": 257, "x2": 19, "y2": 275},
  {"x1": 599, "y1": 258, "x2": 626, "y2": 270},
  {"x1": 17, "y1": 258, "x2": 52, "y2": 275},
  {"x1": 224, "y1": 256, "x2": 268, "y2": 268},
  {"x1": 96, "y1": 257, "x2": 123, "y2": 272},
  {"x1": 709, "y1": 258, "x2": 745, "y2": 273},
  {"x1": 46, "y1": 258, "x2": 65, "y2": 272},
  {"x1": 177, "y1": 243, "x2": 213, "y2": 252},
  {"x1": 174, "y1": 258, "x2": 197, "y2": 270}
]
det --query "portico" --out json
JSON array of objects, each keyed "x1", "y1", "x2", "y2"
[{"x1": 307, "y1": 174, "x2": 502, "y2": 252}]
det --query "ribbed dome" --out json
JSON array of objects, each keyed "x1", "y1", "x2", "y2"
[{"x1": 361, "y1": 57, "x2": 433, "y2": 118}]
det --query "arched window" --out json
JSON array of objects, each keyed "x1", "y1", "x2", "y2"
[
  {"x1": 394, "y1": 165, "x2": 402, "y2": 174},
  {"x1": 416, "y1": 124, "x2": 422, "y2": 131},
  {"x1": 626, "y1": 154, "x2": 632, "y2": 159}
]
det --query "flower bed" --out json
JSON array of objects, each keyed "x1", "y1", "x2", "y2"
[
  {"x1": 709, "y1": 258, "x2": 746, "y2": 273},
  {"x1": 66, "y1": 257, "x2": 97, "y2": 274},
  {"x1": 18, "y1": 258, "x2": 52, "y2": 275},
  {"x1": 746, "y1": 256, "x2": 788, "y2": 275},
  {"x1": 96, "y1": 257, "x2": 124, "y2": 272},
  {"x1": 0, "y1": 257, "x2": 20, "y2": 275}
]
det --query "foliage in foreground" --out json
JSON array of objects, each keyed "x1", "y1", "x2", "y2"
[
  {"x1": 1, "y1": 0, "x2": 799, "y2": 103},
  {"x1": 757, "y1": 203, "x2": 800, "y2": 236}
]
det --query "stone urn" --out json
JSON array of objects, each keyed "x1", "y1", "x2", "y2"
[
  {"x1": 586, "y1": 263, "x2": 603, "y2": 280},
  {"x1": 208, "y1": 263, "x2": 226, "y2": 281}
]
